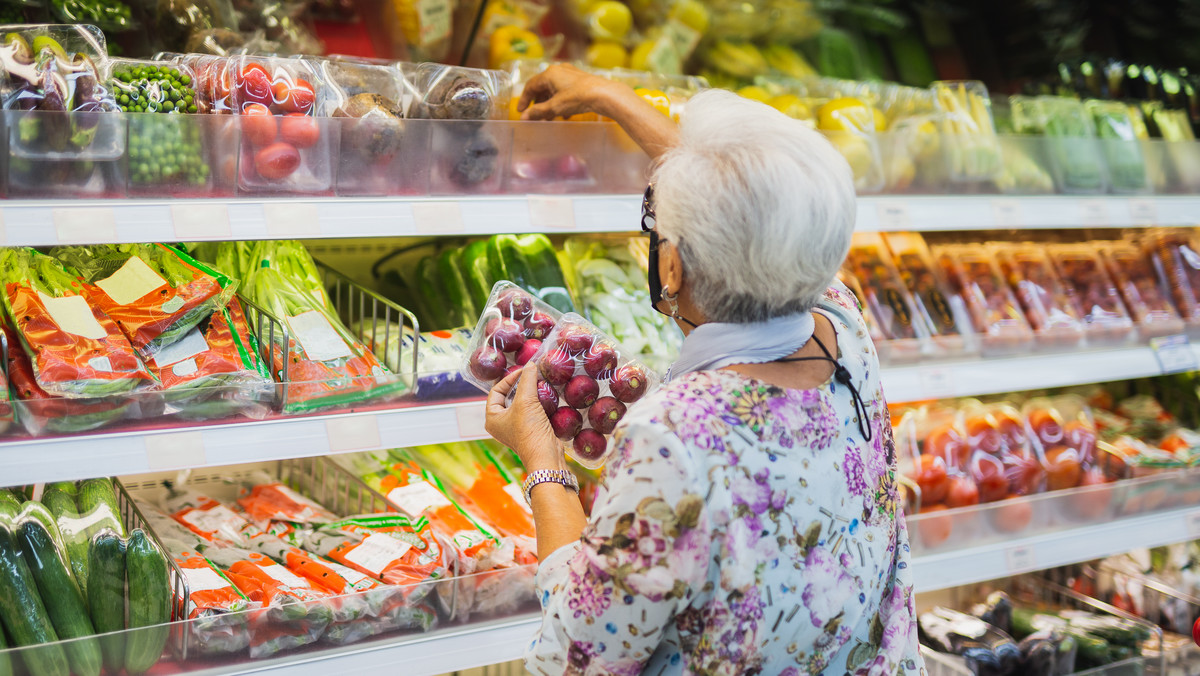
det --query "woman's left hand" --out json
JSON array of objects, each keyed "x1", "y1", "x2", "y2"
[{"x1": 486, "y1": 361, "x2": 562, "y2": 472}]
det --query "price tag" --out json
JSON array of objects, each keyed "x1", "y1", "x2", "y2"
[
  {"x1": 412, "y1": 201, "x2": 465, "y2": 234},
  {"x1": 172, "y1": 203, "x2": 231, "y2": 240},
  {"x1": 326, "y1": 415, "x2": 382, "y2": 453},
  {"x1": 1186, "y1": 510, "x2": 1200, "y2": 538},
  {"x1": 875, "y1": 201, "x2": 911, "y2": 230},
  {"x1": 919, "y1": 367, "x2": 956, "y2": 399},
  {"x1": 1128, "y1": 198, "x2": 1158, "y2": 224},
  {"x1": 528, "y1": 196, "x2": 576, "y2": 230},
  {"x1": 1150, "y1": 334, "x2": 1198, "y2": 374},
  {"x1": 1006, "y1": 545, "x2": 1036, "y2": 572},
  {"x1": 54, "y1": 207, "x2": 116, "y2": 243},
  {"x1": 263, "y1": 202, "x2": 320, "y2": 238},
  {"x1": 991, "y1": 199, "x2": 1024, "y2": 227},
  {"x1": 0, "y1": 209, "x2": 8, "y2": 245},
  {"x1": 455, "y1": 402, "x2": 487, "y2": 438},
  {"x1": 145, "y1": 431, "x2": 207, "y2": 470},
  {"x1": 1079, "y1": 199, "x2": 1110, "y2": 225}
]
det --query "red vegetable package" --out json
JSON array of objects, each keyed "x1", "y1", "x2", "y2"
[
  {"x1": 52, "y1": 243, "x2": 239, "y2": 359},
  {"x1": 235, "y1": 474, "x2": 339, "y2": 529},
  {"x1": 302, "y1": 513, "x2": 449, "y2": 594},
  {"x1": 1142, "y1": 229, "x2": 1200, "y2": 334},
  {"x1": 844, "y1": 232, "x2": 928, "y2": 362},
  {"x1": 1046, "y1": 244, "x2": 1135, "y2": 345},
  {"x1": 1023, "y1": 395, "x2": 1113, "y2": 520},
  {"x1": 0, "y1": 248, "x2": 154, "y2": 399},
  {"x1": 934, "y1": 244, "x2": 1035, "y2": 355},
  {"x1": 173, "y1": 552, "x2": 254, "y2": 655},
  {"x1": 992, "y1": 243, "x2": 1086, "y2": 349},
  {"x1": 166, "y1": 488, "x2": 261, "y2": 545},
  {"x1": 1097, "y1": 240, "x2": 1185, "y2": 338},
  {"x1": 884, "y1": 232, "x2": 976, "y2": 357}
]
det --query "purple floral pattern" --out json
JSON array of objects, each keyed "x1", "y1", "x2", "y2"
[{"x1": 526, "y1": 282, "x2": 925, "y2": 676}]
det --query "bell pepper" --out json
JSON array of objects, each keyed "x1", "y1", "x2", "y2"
[
  {"x1": 460, "y1": 240, "x2": 496, "y2": 311},
  {"x1": 489, "y1": 25, "x2": 544, "y2": 69}
]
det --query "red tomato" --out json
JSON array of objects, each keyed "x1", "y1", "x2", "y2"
[
  {"x1": 276, "y1": 79, "x2": 316, "y2": 114},
  {"x1": 926, "y1": 424, "x2": 969, "y2": 466},
  {"x1": 917, "y1": 454, "x2": 949, "y2": 505},
  {"x1": 1044, "y1": 446, "x2": 1083, "y2": 491},
  {"x1": 240, "y1": 103, "x2": 277, "y2": 147},
  {"x1": 944, "y1": 475, "x2": 980, "y2": 508},
  {"x1": 254, "y1": 142, "x2": 301, "y2": 180},
  {"x1": 1067, "y1": 466, "x2": 1111, "y2": 520},
  {"x1": 279, "y1": 113, "x2": 319, "y2": 149},
  {"x1": 1004, "y1": 448, "x2": 1046, "y2": 495},
  {"x1": 995, "y1": 411, "x2": 1027, "y2": 450},
  {"x1": 990, "y1": 495, "x2": 1033, "y2": 533},
  {"x1": 965, "y1": 416, "x2": 1002, "y2": 455},
  {"x1": 237, "y1": 65, "x2": 273, "y2": 109},
  {"x1": 970, "y1": 453, "x2": 1009, "y2": 503},
  {"x1": 1160, "y1": 434, "x2": 1190, "y2": 454},
  {"x1": 1029, "y1": 409, "x2": 1064, "y2": 448},
  {"x1": 1063, "y1": 420, "x2": 1097, "y2": 462},
  {"x1": 917, "y1": 504, "x2": 952, "y2": 549}
]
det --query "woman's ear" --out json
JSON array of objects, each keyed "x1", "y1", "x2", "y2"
[{"x1": 660, "y1": 240, "x2": 684, "y2": 295}]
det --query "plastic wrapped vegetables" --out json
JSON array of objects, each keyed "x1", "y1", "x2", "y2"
[
  {"x1": 0, "y1": 248, "x2": 153, "y2": 399},
  {"x1": 932, "y1": 81, "x2": 1001, "y2": 182},
  {"x1": 52, "y1": 243, "x2": 238, "y2": 359}
]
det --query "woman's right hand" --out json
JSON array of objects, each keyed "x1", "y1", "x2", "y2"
[{"x1": 518, "y1": 63, "x2": 621, "y2": 121}]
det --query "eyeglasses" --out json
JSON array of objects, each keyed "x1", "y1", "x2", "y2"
[{"x1": 641, "y1": 183, "x2": 656, "y2": 233}]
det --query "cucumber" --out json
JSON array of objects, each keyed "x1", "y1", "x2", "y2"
[
  {"x1": 0, "y1": 507, "x2": 69, "y2": 676},
  {"x1": 0, "y1": 490, "x2": 20, "y2": 511},
  {"x1": 124, "y1": 530, "x2": 171, "y2": 675},
  {"x1": 45, "y1": 482, "x2": 77, "y2": 496},
  {"x1": 41, "y1": 489, "x2": 91, "y2": 595},
  {"x1": 461, "y1": 240, "x2": 495, "y2": 311},
  {"x1": 415, "y1": 256, "x2": 451, "y2": 330},
  {"x1": 436, "y1": 248, "x2": 476, "y2": 327},
  {"x1": 77, "y1": 479, "x2": 125, "y2": 538},
  {"x1": 87, "y1": 532, "x2": 127, "y2": 673},
  {"x1": 0, "y1": 619, "x2": 12, "y2": 676},
  {"x1": 17, "y1": 518, "x2": 101, "y2": 676}
]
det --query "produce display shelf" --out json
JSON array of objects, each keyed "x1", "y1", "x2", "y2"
[
  {"x1": 3, "y1": 194, "x2": 1200, "y2": 247},
  {"x1": 3, "y1": 342, "x2": 1195, "y2": 484}
]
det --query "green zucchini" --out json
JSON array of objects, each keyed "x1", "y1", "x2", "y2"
[
  {"x1": 0, "y1": 618, "x2": 12, "y2": 676},
  {"x1": 41, "y1": 489, "x2": 91, "y2": 595},
  {"x1": 415, "y1": 256, "x2": 451, "y2": 330},
  {"x1": 77, "y1": 479, "x2": 125, "y2": 539},
  {"x1": 124, "y1": 530, "x2": 170, "y2": 675},
  {"x1": 87, "y1": 532, "x2": 127, "y2": 673},
  {"x1": 0, "y1": 490, "x2": 20, "y2": 511},
  {"x1": 0, "y1": 506, "x2": 69, "y2": 676},
  {"x1": 461, "y1": 240, "x2": 496, "y2": 311},
  {"x1": 45, "y1": 482, "x2": 77, "y2": 497},
  {"x1": 17, "y1": 518, "x2": 101, "y2": 676},
  {"x1": 436, "y1": 248, "x2": 476, "y2": 327},
  {"x1": 518, "y1": 234, "x2": 576, "y2": 313}
]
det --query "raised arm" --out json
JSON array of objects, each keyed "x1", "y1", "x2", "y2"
[{"x1": 518, "y1": 63, "x2": 681, "y2": 161}]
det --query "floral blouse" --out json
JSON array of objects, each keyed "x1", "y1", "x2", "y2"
[{"x1": 525, "y1": 283, "x2": 925, "y2": 676}]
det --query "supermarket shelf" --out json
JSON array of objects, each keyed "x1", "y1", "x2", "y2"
[
  {"x1": 911, "y1": 505, "x2": 1200, "y2": 592},
  {"x1": 2, "y1": 194, "x2": 1199, "y2": 246},
  {"x1": 2, "y1": 342, "x2": 1193, "y2": 484}
]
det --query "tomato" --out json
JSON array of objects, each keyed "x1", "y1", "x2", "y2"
[
  {"x1": 276, "y1": 79, "x2": 315, "y2": 115},
  {"x1": 990, "y1": 495, "x2": 1033, "y2": 533},
  {"x1": 1160, "y1": 434, "x2": 1189, "y2": 454},
  {"x1": 944, "y1": 475, "x2": 980, "y2": 508},
  {"x1": 253, "y1": 142, "x2": 301, "y2": 180},
  {"x1": 965, "y1": 416, "x2": 1002, "y2": 455},
  {"x1": 279, "y1": 113, "x2": 319, "y2": 149},
  {"x1": 1004, "y1": 448, "x2": 1045, "y2": 495},
  {"x1": 970, "y1": 453, "x2": 1009, "y2": 503},
  {"x1": 916, "y1": 454, "x2": 949, "y2": 505},
  {"x1": 926, "y1": 424, "x2": 969, "y2": 466},
  {"x1": 1043, "y1": 445, "x2": 1083, "y2": 491},
  {"x1": 995, "y1": 411, "x2": 1027, "y2": 450},
  {"x1": 237, "y1": 64, "x2": 273, "y2": 109},
  {"x1": 1028, "y1": 409, "x2": 1064, "y2": 448},
  {"x1": 1067, "y1": 466, "x2": 1111, "y2": 520},
  {"x1": 916, "y1": 504, "x2": 952, "y2": 549},
  {"x1": 240, "y1": 103, "x2": 277, "y2": 147},
  {"x1": 1063, "y1": 420, "x2": 1097, "y2": 462}
]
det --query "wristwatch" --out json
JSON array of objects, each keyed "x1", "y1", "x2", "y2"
[{"x1": 522, "y1": 469, "x2": 580, "y2": 506}]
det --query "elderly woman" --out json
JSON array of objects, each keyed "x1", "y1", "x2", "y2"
[{"x1": 485, "y1": 64, "x2": 923, "y2": 676}]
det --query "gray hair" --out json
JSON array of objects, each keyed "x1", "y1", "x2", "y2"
[{"x1": 653, "y1": 89, "x2": 857, "y2": 324}]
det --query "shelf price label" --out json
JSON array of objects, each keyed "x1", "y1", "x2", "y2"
[
  {"x1": 1005, "y1": 545, "x2": 1036, "y2": 573},
  {"x1": 1186, "y1": 510, "x2": 1200, "y2": 539},
  {"x1": 1079, "y1": 199, "x2": 1110, "y2": 225},
  {"x1": 145, "y1": 431, "x2": 207, "y2": 471},
  {"x1": 875, "y1": 201, "x2": 911, "y2": 230},
  {"x1": 172, "y1": 203, "x2": 231, "y2": 240},
  {"x1": 991, "y1": 199, "x2": 1024, "y2": 227},
  {"x1": 264, "y1": 202, "x2": 320, "y2": 237},
  {"x1": 412, "y1": 201, "x2": 465, "y2": 234},
  {"x1": 919, "y1": 367, "x2": 956, "y2": 399},
  {"x1": 54, "y1": 207, "x2": 116, "y2": 244},
  {"x1": 325, "y1": 415, "x2": 382, "y2": 453},
  {"x1": 455, "y1": 402, "x2": 488, "y2": 438},
  {"x1": 1128, "y1": 198, "x2": 1158, "y2": 224},
  {"x1": 528, "y1": 196, "x2": 576, "y2": 230},
  {"x1": 1150, "y1": 334, "x2": 1197, "y2": 374}
]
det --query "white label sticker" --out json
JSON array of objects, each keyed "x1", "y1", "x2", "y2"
[
  {"x1": 145, "y1": 430, "x2": 206, "y2": 471},
  {"x1": 323, "y1": 559, "x2": 371, "y2": 587},
  {"x1": 875, "y1": 201, "x2": 911, "y2": 230},
  {"x1": 991, "y1": 199, "x2": 1024, "y2": 227},
  {"x1": 1128, "y1": 198, "x2": 1158, "y2": 224},
  {"x1": 415, "y1": 0, "x2": 452, "y2": 46},
  {"x1": 412, "y1": 202, "x2": 465, "y2": 234},
  {"x1": 38, "y1": 292, "x2": 106, "y2": 340},
  {"x1": 1150, "y1": 334, "x2": 1197, "y2": 374},
  {"x1": 172, "y1": 359, "x2": 199, "y2": 377},
  {"x1": 172, "y1": 203, "x2": 231, "y2": 240},
  {"x1": 180, "y1": 504, "x2": 243, "y2": 536},
  {"x1": 455, "y1": 402, "x2": 487, "y2": 438},
  {"x1": 95, "y1": 256, "x2": 167, "y2": 306},
  {"x1": 663, "y1": 18, "x2": 702, "y2": 58},
  {"x1": 287, "y1": 311, "x2": 352, "y2": 362},
  {"x1": 387, "y1": 481, "x2": 452, "y2": 516},
  {"x1": 1080, "y1": 199, "x2": 1109, "y2": 225},
  {"x1": 343, "y1": 533, "x2": 413, "y2": 575},
  {"x1": 183, "y1": 566, "x2": 232, "y2": 593},
  {"x1": 919, "y1": 367, "x2": 956, "y2": 399},
  {"x1": 325, "y1": 415, "x2": 382, "y2": 454},
  {"x1": 87, "y1": 356, "x2": 113, "y2": 373},
  {"x1": 54, "y1": 207, "x2": 116, "y2": 244},
  {"x1": 263, "y1": 202, "x2": 320, "y2": 238},
  {"x1": 1006, "y1": 545, "x2": 1036, "y2": 572},
  {"x1": 504, "y1": 483, "x2": 533, "y2": 514},
  {"x1": 153, "y1": 329, "x2": 210, "y2": 367},
  {"x1": 261, "y1": 562, "x2": 310, "y2": 589},
  {"x1": 528, "y1": 197, "x2": 576, "y2": 230}
]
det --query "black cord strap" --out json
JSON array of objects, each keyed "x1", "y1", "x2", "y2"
[{"x1": 777, "y1": 334, "x2": 873, "y2": 442}]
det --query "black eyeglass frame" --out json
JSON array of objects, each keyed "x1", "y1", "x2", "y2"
[{"x1": 641, "y1": 183, "x2": 656, "y2": 233}]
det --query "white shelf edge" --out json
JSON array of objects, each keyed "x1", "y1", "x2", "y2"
[
  {"x1": 3, "y1": 194, "x2": 1199, "y2": 246},
  {"x1": 911, "y1": 505, "x2": 1200, "y2": 592},
  {"x1": 2, "y1": 342, "x2": 1191, "y2": 484}
]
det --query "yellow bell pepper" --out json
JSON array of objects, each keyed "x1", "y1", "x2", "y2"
[
  {"x1": 635, "y1": 88, "x2": 671, "y2": 117},
  {"x1": 489, "y1": 25, "x2": 544, "y2": 69}
]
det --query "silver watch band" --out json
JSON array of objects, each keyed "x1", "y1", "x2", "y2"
[{"x1": 522, "y1": 469, "x2": 580, "y2": 505}]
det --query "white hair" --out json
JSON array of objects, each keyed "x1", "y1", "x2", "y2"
[{"x1": 653, "y1": 89, "x2": 857, "y2": 324}]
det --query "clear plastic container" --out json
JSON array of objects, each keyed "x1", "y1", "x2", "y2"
[
  {"x1": 844, "y1": 233, "x2": 929, "y2": 362},
  {"x1": 507, "y1": 120, "x2": 605, "y2": 194},
  {"x1": 428, "y1": 120, "x2": 511, "y2": 195},
  {"x1": 883, "y1": 232, "x2": 977, "y2": 357},
  {"x1": 460, "y1": 280, "x2": 565, "y2": 393},
  {"x1": 934, "y1": 244, "x2": 1035, "y2": 356},
  {"x1": 1013, "y1": 95, "x2": 1108, "y2": 194},
  {"x1": 1096, "y1": 240, "x2": 1185, "y2": 339},
  {"x1": 1086, "y1": 99, "x2": 1149, "y2": 194},
  {"x1": 1142, "y1": 228, "x2": 1200, "y2": 336},
  {"x1": 993, "y1": 134, "x2": 1056, "y2": 195},
  {"x1": 877, "y1": 85, "x2": 946, "y2": 193},
  {"x1": 408, "y1": 63, "x2": 511, "y2": 123},
  {"x1": 931, "y1": 80, "x2": 1002, "y2": 182},
  {"x1": 1046, "y1": 244, "x2": 1136, "y2": 346},
  {"x1": 992, "y1": 243, "x2": 1087, "y2": 350}
]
